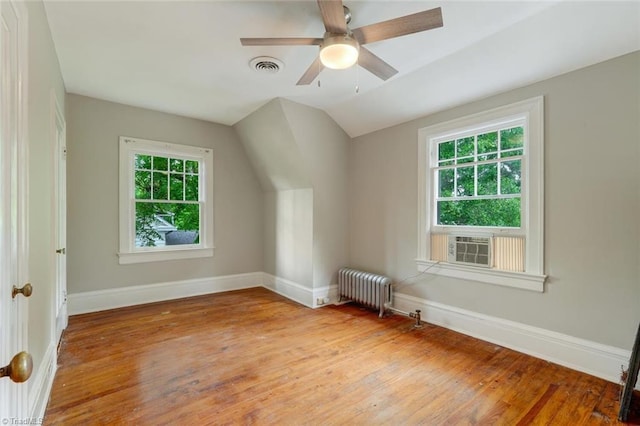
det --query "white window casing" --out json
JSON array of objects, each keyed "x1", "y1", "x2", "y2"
[
  {"x1": 118, "y1": 136, "x2": 214, "y2": 264},
  {"x1": 417, "y1": 97, "x2": 546, "y2": 291}
]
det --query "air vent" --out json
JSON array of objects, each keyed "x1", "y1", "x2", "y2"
[{"x1": 250, "y1": 56, "x2": 284, "y2": 74}]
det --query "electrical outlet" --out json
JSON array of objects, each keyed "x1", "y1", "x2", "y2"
[{"x1": 316, "y1": 298, "x2": 325, "y2": 306}]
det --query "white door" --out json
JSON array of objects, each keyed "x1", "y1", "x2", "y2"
[
  {"x1": 53, "y1": 96, "x2": 68, "y2": 343},
  {"x1": 0, "y1": 0, "x2": 31, "y2": 419}
]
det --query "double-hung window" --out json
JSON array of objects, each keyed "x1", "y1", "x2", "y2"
[
  {"x1": 118, "y1": 136, "x2": 214, "y2": 264},
  {"x1": 417, "y1": 97, "x2": 546, "y2": 291}
]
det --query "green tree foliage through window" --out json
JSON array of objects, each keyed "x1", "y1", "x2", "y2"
[
  {"x1": 134, "y1": 153, "x2": 200, "y2": 247},
  {"x1": 435, "y1": 126, "x2": 523, "y2": 228}
]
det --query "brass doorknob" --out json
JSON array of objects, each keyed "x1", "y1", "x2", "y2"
[
  {"x1": 12, "y1": 283, "x2": 33, "y2": 299},
  {"x1": 0, "y1": 352, "x2": 33, "y2": 383}
]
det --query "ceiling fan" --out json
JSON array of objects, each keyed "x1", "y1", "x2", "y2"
[{"x1": 241, "y1": 0, "x2": 443, "y2": 85}]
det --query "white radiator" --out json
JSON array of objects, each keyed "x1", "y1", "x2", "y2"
[{"x1": 338, "y1": 268, "x2": 392, "y2": 318}]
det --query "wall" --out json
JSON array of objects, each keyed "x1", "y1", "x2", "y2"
[
  {"x1": 280, "y1": 99, "x2": 349, "y2": 290},
  {"x1": 66, "y1": 95, "x2": 263, "y2": 293},
  {"x1": 234, "y1": 99, "x2": 349, "y2": 297},
  {"x1": 349, "y1": 51, "x2": 640, "y2": 350},
  {"x1": 26, "y1": 0, "x2": 66, "y2": 412},
  {"x1": 265, "y1": 189, "x2": 314, "y2": 286},
  {"x1": 234, "y1": 99, "x2": 312, "y2": 286},
  {"x1": 233, "y1": 99, "x2": 310, "y2": 192}
]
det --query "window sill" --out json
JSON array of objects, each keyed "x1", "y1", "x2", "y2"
[
  {"x1": 118, "y1": 247, "x2": 214, "y2": 265},
  {"x1": 415, "y1": 259, "x2": 546, "y2": 292}
]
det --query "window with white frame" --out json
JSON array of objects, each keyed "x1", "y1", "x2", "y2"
[
  {"x1": 417, "y1": 97, "x2": 546, "y2": 291},
  {"x1": 118, "y1": 136, "x2": 214, "y2": 264}
]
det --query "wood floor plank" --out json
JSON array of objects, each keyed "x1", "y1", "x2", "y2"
[{"x1": 44, "y1": 288, "x2": 637, "y2": 425}]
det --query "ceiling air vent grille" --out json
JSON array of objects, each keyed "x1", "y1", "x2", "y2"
[{"x1": 250, "y1": 57, "x2": 284, "y2": 74}]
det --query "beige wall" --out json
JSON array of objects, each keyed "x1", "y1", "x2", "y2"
[
  {"x1": 280, "y1": 100, "x2": 350, "y2": 288},
  {"x1": 66, "y1": 95, "x2": 263, "y2": 293},
  {"x1": 234, "y1": 99, "x2": 311, "y2": 283},
  {"x1": 234, "y1": 99, "x2": 310, "y2": 192},
  {"x1": 264, "y1": 189, "x2": 314, "y2": 286},
  {"x1": 349, "y1": 52, "x2": 640, "y2": 349},
  {"x1": 26, "y1": 0, "x2": 66, "y2": 402},
  {"x1": 235, "y1": 99, "x2": 349, "y2": 289}
]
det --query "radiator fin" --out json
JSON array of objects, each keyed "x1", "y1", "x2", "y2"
[{"x1": 338, "y1": 268, "x2": 392, "y2": 318}]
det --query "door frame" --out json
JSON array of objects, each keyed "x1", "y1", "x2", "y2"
[{"x1": 52, "y1": 91, "x2": 67, "y2": 344}]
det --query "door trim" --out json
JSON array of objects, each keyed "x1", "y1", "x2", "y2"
[{"x1": 51, "y1": 90, "x2": 67, "y2": 344}]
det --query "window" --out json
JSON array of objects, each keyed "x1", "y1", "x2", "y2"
[
  {"x1": 417, "y1": 97, "x2": 546, "y2": 291},
  {"x1": 119, "y1": 136, "x2": 214, "y2": 264}
]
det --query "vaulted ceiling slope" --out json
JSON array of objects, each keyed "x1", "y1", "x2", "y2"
[{"x1": 44, "y1": 1, "x2": 640, "y2": 137}]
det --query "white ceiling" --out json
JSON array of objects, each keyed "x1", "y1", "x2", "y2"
[{"x1": 43, "y1": 1, "x2": 640, "y2": 137}]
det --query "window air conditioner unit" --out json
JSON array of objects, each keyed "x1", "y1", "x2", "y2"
[{"x1": 448, "y1": 235, "x2": 492, "y2": 268}]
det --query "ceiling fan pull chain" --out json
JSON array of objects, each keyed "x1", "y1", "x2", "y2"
[{"x1": 355, "y1": 58, "x2": 360, "y2": 94}]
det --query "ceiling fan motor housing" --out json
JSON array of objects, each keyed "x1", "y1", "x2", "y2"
[{"x1": 320, "y1": 33, "x2": 359, "y2": 69}]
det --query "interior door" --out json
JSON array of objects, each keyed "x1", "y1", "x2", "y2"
[
  {"x1": 53, "y1": 97, "x2": 68, "y2": 343},
  {"x1": 0, "y1": 0, "x2": 31, "y2": 419}
]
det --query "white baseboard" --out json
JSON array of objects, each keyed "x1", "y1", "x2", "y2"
[
  {"x1": 68, "y1": 272, "x2": 337, "y2": 316},
  {"x1": 313, "y1": 284, "x2": 339, "y2": 308},
  {"x1": 261, "y1": 273, "x2": 313, "y2": 308},
  {"x1": 68, "y1": 272, "x2": 263, "y2": 315},
  {"x1": 393, "y1": 292, "x2": 632, "y2": 386},
  {"x1": 260, "y1": 273, "x2": 338, "y2": 309},
  {"x1": 29, "y1": 342, "x2": 57, "y2": 421}
]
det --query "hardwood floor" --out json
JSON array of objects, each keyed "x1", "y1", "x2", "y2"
[{"x1": 45, "y1": 287, "x2": 638, "y2": 425}]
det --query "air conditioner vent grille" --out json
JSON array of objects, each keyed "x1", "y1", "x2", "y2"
[{"x1": 448, "y1": 235, "x2": 491, "y2": 267}]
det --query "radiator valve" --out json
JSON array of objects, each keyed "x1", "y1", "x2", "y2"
[{"x1": 409, "y1": 309, "x2": 423, "y2": 329}]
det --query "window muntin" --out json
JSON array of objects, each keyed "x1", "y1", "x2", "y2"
[
  {"x1": 433, "y1": 124, "x2": 524, "y2": 229},
  {"x1": 119, "y1": 136, "x2": 214, "y2": 264}
]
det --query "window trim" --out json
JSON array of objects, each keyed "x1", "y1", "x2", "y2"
[
  {"x1": 118, "y1": 136, "x2": 214, "y2": 264},
  {"x1": 417, "y1": 97, "x2": 546, "y2": 291}
]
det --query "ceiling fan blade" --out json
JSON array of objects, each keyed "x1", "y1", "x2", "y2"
[
  {"x1": 241, "y1": 38, "x2": 323, "y2": 46},
  {"x1": 358, "y1": 47, "x2": 398, "y2": 81},
  {"x1": 352, "y1": 7, "x2": 443, "y2": 45},
  {"x1": 297, "y1": 57, "x2": 324, "y2": 86},
  {"x1": 317, "y1": 0, "x2": 347, "y2": 34}
]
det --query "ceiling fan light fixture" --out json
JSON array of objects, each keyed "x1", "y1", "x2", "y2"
[{"x1": 319, "y1": 33, "x2": 359, "y2": 70}]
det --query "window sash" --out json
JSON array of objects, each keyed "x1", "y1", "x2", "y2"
[
  {"x1": 133, "y1": 153, "x2": 201, "y2": 203},
  {"x1": 432, "y1": 152, "x2": 524, "y2": 229},
  {"x1": 131, "y1": 151, "x2": 204, "y2": 250}
]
